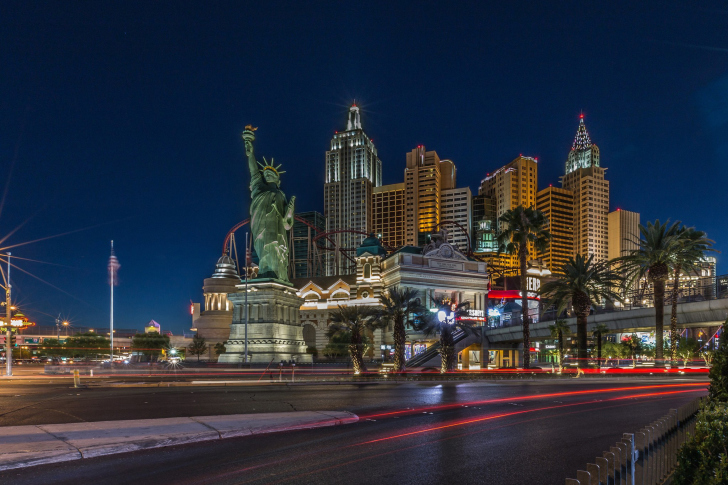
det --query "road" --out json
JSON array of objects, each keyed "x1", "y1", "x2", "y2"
[{"x1": 0, "y1": 377, "x2": 708, "y2": 484}]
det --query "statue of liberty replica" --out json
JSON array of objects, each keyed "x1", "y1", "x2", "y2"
[
  {"x1": 219, "y1": 126, "x2": 311, "y2": 364},
  {"x1": 244, "y1": 126, "x2": 295, "y2": 283}
]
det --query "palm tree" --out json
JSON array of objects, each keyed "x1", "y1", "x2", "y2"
[
  {"x1": 376, "y1": 286, "x2": 427, "y2": 372},
  {"x1": 540, "y1": 254, "x2": 624, "y2": 368},
  {"x1": 414, "y1": 298, "x2": 474, "y2": 373},
  {"x1": 667, "y1": 226, "x2": 714, "y2": 362},
  {"x1": 591, "y1": 323, "x2": 610, "y2": 369},
  {"x1": 326, "y1": 305, "x2": 381, "y2": 374},
  {"x1": 548, "y1": 319, "x2": 571, "y2": 372},
  {"x1": 496, "y1": 205, "x2": 551, "y2": 369},
  {"x1": 620, "y1": 220, "x2": 681, "y2": 365}
]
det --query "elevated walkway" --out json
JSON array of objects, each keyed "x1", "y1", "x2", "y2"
[{"x1": 485, "y1": 298, "x2": 728, "y2": 344}]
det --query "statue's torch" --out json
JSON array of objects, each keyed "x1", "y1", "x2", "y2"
[{"x1": 243, "y1": 125, "x2": 257, "y2": 143}]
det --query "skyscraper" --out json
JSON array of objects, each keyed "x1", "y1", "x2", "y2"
[
  {"x1": 536, "y1": 186, "x2": 574, "y2": 274},
  {"x1": 607, "y1": 209, "x2": 639, "y2": 261},
  {"x1": 291, "y1": 211, "x2": 326, "y2": 279},
  {"x1": 472, "y1": 194, "x2": 497, "y2": 254},
  {"x1": 479, "y1": 155, "x2": 538, "y2": 270},
  {"x1": 440, "y1": 186, "x2": 472, "y2": 252},
  {"x1": 561, "y1": 115, "x2": 610, "y2": 264},
  {"x1": 404, "y1": 147, "x2": 453, "y2": 246},
  {"x1": 324, "y1": 103, "x2": 382, "y2": 275},
  {"x1": 372, "y1": 183, "x2": 405, "y2": 249}
]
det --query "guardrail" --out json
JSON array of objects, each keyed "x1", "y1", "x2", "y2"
[{"x1": 566, "y1": 396, "x2": 703, "y2": 485}]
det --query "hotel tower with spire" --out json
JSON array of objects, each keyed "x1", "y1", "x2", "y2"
[
  {"x1": 324, "y1": 103, "x2": 383, "y2": 275},
  {"x1": 561, "y1": 115, "x2": 610, "y2": 264}
]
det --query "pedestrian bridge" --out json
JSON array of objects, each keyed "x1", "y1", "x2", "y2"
[{"x1": 483, "y1": 298, "x2": 728, "y2": 344}]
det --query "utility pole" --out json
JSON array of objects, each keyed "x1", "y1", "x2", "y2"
[{"x1": 5, "y1": 252, "x2": 12, "y2": 376}]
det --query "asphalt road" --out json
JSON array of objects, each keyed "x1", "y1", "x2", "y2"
[{"x1": 0, "y1": 378, "x2": 708, "y2": 484}]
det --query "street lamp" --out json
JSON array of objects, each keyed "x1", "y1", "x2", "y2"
[{"x1": 55, "y1": 315, "x2": 69, "y2": 340}]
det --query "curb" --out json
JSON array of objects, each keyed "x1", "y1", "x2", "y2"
[{"x1": 0, "y1": 410, "x2": 358, "y2": 471}]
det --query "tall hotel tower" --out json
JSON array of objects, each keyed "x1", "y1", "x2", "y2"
[
  {"x1": 324, "y1": 103, "x2": 382, "y2": 275},
  {"x1": 561, "y1": 115, "x2": 610, "y2": 263}
]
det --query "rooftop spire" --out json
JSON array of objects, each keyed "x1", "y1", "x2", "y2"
[
  {"x1": 346, "y1": 102, "x2": 361, "y2": 131},
  {"x1": 571, "y1": 115, "x2": 592, "y2": 151}
]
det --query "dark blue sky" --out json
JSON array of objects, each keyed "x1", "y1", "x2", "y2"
[{"x1": 1, "y1": 1, "x2": 727, "y2": 334}]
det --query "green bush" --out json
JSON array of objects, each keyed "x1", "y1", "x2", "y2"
[
  {"x1": 673, "y1": 320, "x2": 728, "y2": 485},
  {"x1": 673, "y1": 401, "x2": 728, "y2": 485}
]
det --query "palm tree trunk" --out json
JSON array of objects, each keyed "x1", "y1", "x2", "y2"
[
  {"x1": 654, "y1": 278, "x2": 666, "y2": 364},
  {"x1": 576, "y1": 313, "x2": 588, "y2": 368},
  {"x1": 393, "y1": 316, "x2": 406, "y2": 372},
  {"x1": 597, "y1": 335, "x2": 602, "y2": 369},
  {"x1": 349, "y1": 328, "x2": 366, "y2": 374},
  {"x1": 440, "y1": 325, "x2": 454, "y2": 373},
  {"x1": 520, "y1": 242, "x2": 530, "y2": 369},
  {"x1": 558, "y1": 330, "x2": 564, "y2": 372},
  {"x1": 670, "y1": 265, "x2": 681, "y2": 363}
]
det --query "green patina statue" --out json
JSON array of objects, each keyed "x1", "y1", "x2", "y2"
[{"x1": 243, "y1": 126, "x2": 295, "y2": 283}]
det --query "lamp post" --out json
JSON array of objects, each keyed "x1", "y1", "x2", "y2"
[
  {"x1": 242, "y1": 232, "x2": 259, "y2": 364},
  {"x1": 4, "y1": 252, "x2": 11, "y2": 376},
  {"x1": 55, "y1": 315, "x2": 69, "y2": 340}
]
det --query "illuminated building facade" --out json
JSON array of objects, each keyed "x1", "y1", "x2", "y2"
[
  {"x1": 536, "y1": 186, "x2": 574, "y2": 274},
  {"x1": 324, "y1": 103, "x2": 382, "y2": 275},
  {"x1": 372, "y1": 183, "x2": 405, "y2": 249},
  {"x1": 440, "y1": 186, "x2": 472, "y2": 252},
  {"x1": 479, "y1": 155, "x2": 539, "y2": 270},
  {"x1": 607, "y1": 209, "x2": 640, "y2": 260},
  {"x1": 472, "y1": 194, "x2": 497, "y2": 254},
  {"x1": 404, "y1": 147, "x2": 456, "y2": 246},
  {"x1": 561, "y1": 116, "x2": 610, "y2": 264}
]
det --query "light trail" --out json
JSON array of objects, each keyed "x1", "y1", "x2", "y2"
[
  {"x1": 359, "y1": 382, "x2": 707, "y2": 419},
  {"x1": 358, "y1": 389, "x2": 702, "y2": 445},
  {"x1": 215, "y1": 388, "x2": 705, "y2": 485}
]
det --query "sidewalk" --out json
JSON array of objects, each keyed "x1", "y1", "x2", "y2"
[{"x1": 0, "y1": 410, "x2": 358, "y2": 471}]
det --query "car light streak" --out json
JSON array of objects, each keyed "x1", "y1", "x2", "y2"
[
  {"x1": 360, "y1": 382, "x2": 707, "y2": 419},
  {"x1": 358, "y1": 389, "x2": 703, "y2": 445}
]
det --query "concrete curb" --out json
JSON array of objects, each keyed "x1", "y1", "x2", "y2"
[{"x1": 0, "y1": 410, "x2": 358, "y2": 471}]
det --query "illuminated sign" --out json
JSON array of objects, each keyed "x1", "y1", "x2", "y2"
[
  {"x1": 487, "y1": 308, "x2": 501, "y2": 318},
  {"x1": 467, "y1": 309, "x2": 485, "y2": 318}
]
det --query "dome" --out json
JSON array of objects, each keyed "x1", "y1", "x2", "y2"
[
  {"x1": 356, "y1": 233, "x2": 387, "y2": 257},
  {"x1": 211, "y1": 254, "x2": 240, "y2": 279}
]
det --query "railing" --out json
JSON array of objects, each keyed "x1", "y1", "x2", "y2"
[{"x1": 565, "y1": 396, "x2": 703, "y2": 485}]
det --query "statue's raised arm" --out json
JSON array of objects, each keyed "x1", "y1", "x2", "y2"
[{"x1": 243, "y1": 126, "x2": 263, "y2": 192}]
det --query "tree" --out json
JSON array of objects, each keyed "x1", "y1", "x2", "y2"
[
  {"x1": 548, "y1": 320, "x2": 571, "y2": 372},
  {"x1": 131, "y1": 332, "x2": 170, "y2": 362},
  {"x1": 496, "y1": 205, "x2": 551, "y2": 369},
  {"x1": 621, "y1": 334, "x2": 643, "y2": 367},
  {"x1": 540, "y1": 254, "x2": 624, "y2": 368},
  {"x1": 214, "y1": 342, "x2": 226, "y2": 357},
  {"x1": 676, "y1": 337, "x2": 700, "y2": 367},
  {"x1": 64, "y1": 333, "x2": 111, "y2": 359},
  {"x1": 702, "y1": 350, "x2": 715, "y2": 367},
  {"x1": 668, "y1": 226, "x2": 714, "y2": 362},
  {"x1": 601, "y1": 342, "x2": 628, "y2": 364},
  {"x1": 326, "y1": 305, "x2": 381, "y2": 374},
  {"x1": 591, "y1": 323, "x2": 610, "y2": 369},
  {"x1": 187, "y1": 334, "x2": 208, "y2": 362},
  {"x1": 322, "y1": 331, "x2": 354, "y2": 360},
  {"x1": 376, "y1": 286, "x2": 427, "y2": 372},
  {"x1": 40, "y1": 338, "x2": 66, "y2": 358},
  {"x1": 414, "y1": 298, "x2": 474, "y2": 373},
  {"x1": 620, "y1": 220, "x2": 681, "y2": 364}
]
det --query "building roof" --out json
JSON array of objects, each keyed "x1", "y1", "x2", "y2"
[
  {"x1": 571, "y1": 115, "x2": 593, "y2": 151},
  {"x1": 291, "y1": 275, "x2": 357, "y2": 291}
]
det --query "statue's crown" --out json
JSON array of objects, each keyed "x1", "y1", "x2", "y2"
[{"x1": 257, "y1": 157, "x2": 285, "y2": 175}]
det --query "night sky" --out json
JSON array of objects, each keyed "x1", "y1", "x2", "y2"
[{"x1": 1, "y1": 2, "x2": 727, "y2": 334}]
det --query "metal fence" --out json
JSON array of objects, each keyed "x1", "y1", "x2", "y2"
[{"x1": 565, "y1": 396, "x2": 703, "y2": 485}]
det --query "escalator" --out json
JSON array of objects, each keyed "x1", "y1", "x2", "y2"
[{"x1": 405, "y1": 327, "x2": 470, "y2": 368}]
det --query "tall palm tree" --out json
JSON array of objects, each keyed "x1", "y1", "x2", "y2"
[
  {"x1": 496, "y1": 205, "x2": 551, "y2": 369},
  {"x1": 591, "y1": 323, "x2": 610, "y2": 369},
  {"x1": 326, "y1": 305, "x2": 382, "y2": 374},
  {"x1": 548, "y1": 319, "x2": 571, "y2": 372},
  {"x1": 668, "y1": 226, "x2": 714, "y2": 362},
  {"x1": 540, "y1": 254, "x2": 624, "y2": 368},
  {"x1": 620, "y1": 220, "x2": 681, "y2": 364},
  {"x1": 414, "y1": 298, "x2": 474, "y2": 373},
  {"x1": 376, "y1": 286, "x2": 427, "y2": 372}
]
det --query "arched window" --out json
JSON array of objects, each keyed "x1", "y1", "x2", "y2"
[
  {"x1": 363, "y1": 263, "x2": 371, "y2": 279},
  {"x1": 302, "y1": 324, "x2": 316, "y2": 348}
]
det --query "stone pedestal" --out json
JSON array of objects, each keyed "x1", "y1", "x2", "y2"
[{"x1": 218, "y1": 279, "x2": 312, "y2": 364}]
